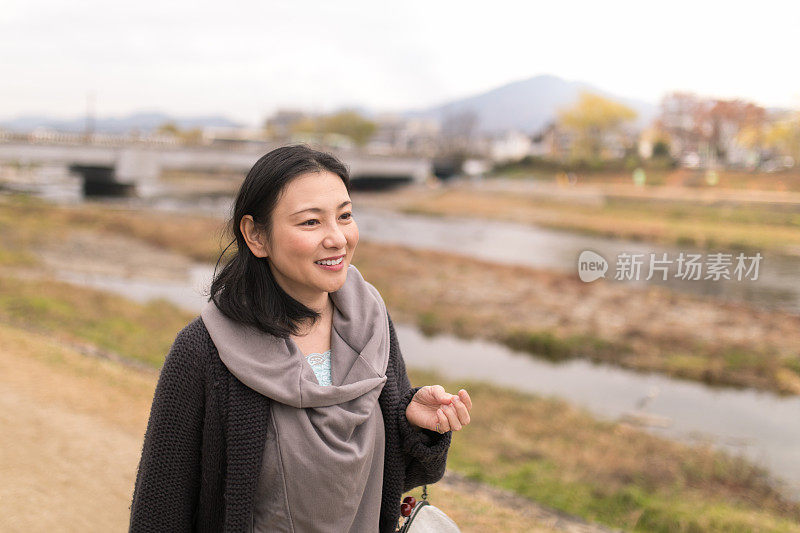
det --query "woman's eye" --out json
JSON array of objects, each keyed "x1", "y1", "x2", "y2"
[{"x1": 300, "y1": 213, "x2": 351, "y2": 226}]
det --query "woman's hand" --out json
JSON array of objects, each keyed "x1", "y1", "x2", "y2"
[{"x1": 405, "y1": 385, "x2": 472, "y2": 434}]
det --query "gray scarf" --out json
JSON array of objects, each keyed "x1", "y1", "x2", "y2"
[{"x1": 200, "y1": 264, "x2": 390, "y2": 532}]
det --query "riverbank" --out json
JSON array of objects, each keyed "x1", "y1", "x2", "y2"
[
  {"x1": 2, "y1": 192, "x2": 799, "y2": 396},
  {"x1": 492, "y1": 165, "x2": 800, "y2": 193},
  {"x1": 354, "y1": 180, "x2": 800, "y2": 257},
  {"x1": 1, "y1": 277, "x2": 797, "y2": 531},
  {"x1": 355, "y1": 242, "x2": 800, "y2": 396},
  {"x1": 2, "y1": 192, "x2": 800, "y2": 530}
]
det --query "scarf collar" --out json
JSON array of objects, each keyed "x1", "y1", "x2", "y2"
[{"x1": 200, "y1": 263, "x2": 390, "y2": 532}]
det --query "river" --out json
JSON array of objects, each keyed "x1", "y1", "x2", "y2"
[{"x1": 134, "y1": 194, "x2": 800, "y2": 316}]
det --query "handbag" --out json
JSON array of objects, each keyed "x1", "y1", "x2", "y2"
[{"x1": 396, "y1": 484, "x2": 461, "y2": 532}]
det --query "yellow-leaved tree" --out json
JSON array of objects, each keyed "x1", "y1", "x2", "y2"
[{"x1": 557, "y1": 91, "x2": 637, "y2": 162}]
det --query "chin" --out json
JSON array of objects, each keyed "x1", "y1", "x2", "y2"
[
  {"x1": 331, "y1": 273, "x2": 349, "y2": 290},
  {"x1": 324, "y1": 271, "x2": 348, "y2": 292}
]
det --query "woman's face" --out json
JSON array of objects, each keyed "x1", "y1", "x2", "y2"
[{"x1": 262, "y1": 170, "x2": 358, "y2": 306}]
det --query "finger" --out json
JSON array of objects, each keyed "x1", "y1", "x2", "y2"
[
  {"x1": 458, "y1": 389, "x2": 472, "y2": 410},
  {"x1": 442, "y1": 403, "x2": 462, "y2": 431},
  {"x1": 436, "y1": 408, "x2": 451, "y2": 433},
  {"x1": 431, "y1": 385, "x2": 453, "y2": 406},
  {"x1": 429, "y1": 384, "x2": 445, "y2": 396},
  {"x1": 451, "y1": 396, "x2": 470, "y2": 426}
]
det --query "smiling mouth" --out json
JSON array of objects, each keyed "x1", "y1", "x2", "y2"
[{"x1": 314, "y1": 256, "x2": 344, "y2": 266}]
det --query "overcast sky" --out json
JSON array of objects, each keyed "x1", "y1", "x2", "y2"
[{"x1": 3, "y1": 0, "x2": 799, "y2": 126}]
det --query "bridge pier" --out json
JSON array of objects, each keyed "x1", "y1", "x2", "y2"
[
  {"x1": 116, "y1": 149, "x2": 161, "y2": 197},
  {"x1": 68, "y1": 164, "x2": 136, "y2": 197}
]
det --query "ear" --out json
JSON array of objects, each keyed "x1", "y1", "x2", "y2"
[{"x1": 240, "y1": 215, "x2": 269, "y2": 258}]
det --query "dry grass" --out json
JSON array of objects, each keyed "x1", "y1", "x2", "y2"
[
  {"x1": 0, "y1": 195, "x2": 798, "y2": 529},
  {"x1": 2, "y1": 191, "x2": 798, "y2": 396},
  {"x1": 0, "y1": 192, "x2": 227, "y2": 263},
  {"x1": 392, "y1": 187, "x2": 800, "y2": 255},
  {"x1": 406, "y1": 366, "x2": 800, "y2": 531}
]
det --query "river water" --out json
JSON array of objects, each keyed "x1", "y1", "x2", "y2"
[
  {"x1": 351, "y1": 207, "x2": 800, "y2": 316},
  {"x1": 8, "y1": 169, "x2": 800, "y2": 313},
  {"x1": 134, "y1": 194, "x2": 800, "y2": 315}
]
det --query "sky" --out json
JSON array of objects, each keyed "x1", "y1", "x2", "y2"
[{"x1": 3, "y1": 0, "x2": 799, "y2": 127}]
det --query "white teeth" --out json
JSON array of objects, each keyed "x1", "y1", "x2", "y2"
[{"x1": 315, "y1": 257, "x2": 343, "y2": 266}]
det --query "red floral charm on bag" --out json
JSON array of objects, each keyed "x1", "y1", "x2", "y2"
[
  {"x1": 401, "y1": 495, "x2": 417, "y2": 517},
  {"x1": 396, "y1": 485, "x2": 460, "y2": 532}
]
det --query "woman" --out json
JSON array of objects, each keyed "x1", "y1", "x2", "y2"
[{"x1": 129, "y1": 144, "x2": 472, "y2": 533}]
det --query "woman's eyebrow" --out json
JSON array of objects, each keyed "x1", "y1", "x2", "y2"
[{"x1": 291, "y1": 200, "x2": 352, "y2": 216}]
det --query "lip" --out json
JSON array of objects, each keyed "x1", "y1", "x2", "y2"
[
  {"x1": 316, "y1": 254, "x2": 345, "y2": 261},
  {"x1": 314, "y1": 255, "x2": 345, "y2": 271}
]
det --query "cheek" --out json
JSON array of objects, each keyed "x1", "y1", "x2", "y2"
[
  {"x1": 347, "y1": 223, "x2": 359, "y2": 247},
  {"x1": 279, "y1": 232, "x2": 319, "y2": 260}
]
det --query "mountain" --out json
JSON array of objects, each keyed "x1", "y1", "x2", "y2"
[
  {"x1": 2, "y1": 75, "x2": 658, "y2": 136},
  {"x1": 405, "y1": 74, "x2": 657, "y2": 135},
  {"x1": 0, "y1": 111, "x2": 241, "y2": 134}
]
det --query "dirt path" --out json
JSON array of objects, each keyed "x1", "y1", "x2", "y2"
[
  {"x1": 0, "y1": 386, "x2": 143, "y2": 531},
  {"x1": 0, "y1": 322, "x2": 154, "y2": 532}
]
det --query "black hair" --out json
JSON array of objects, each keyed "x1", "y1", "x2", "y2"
[{"x1": 205, "y1": 144, "x2": 351, "y2": 338}]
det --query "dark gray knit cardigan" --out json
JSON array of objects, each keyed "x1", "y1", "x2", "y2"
[{"x1": 128, "y1": 312, "x2": 452, "y2": 533}]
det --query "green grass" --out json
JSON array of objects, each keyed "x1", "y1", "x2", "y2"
[
  {"x1": 786, "y1": 358, "x2": 800, "y2": 376},
  {"x1": 501, "y1": 329, "x2": 623, "y2": 362},
  {"x1": 0, "y1": 275, "x2": 194, "y2": 367}
]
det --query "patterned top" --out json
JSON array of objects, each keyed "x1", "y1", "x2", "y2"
[{"x1": 305, "y1": 349, "x2": 332, "y2": 386}]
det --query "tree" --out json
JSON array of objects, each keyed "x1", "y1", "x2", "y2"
[
  {"x1": 557, "y1": 91, "x2": 637, "y2": 161},
  {"x1": 156, "y1": 121, "x2": 181, "y2": 136},
  {"x1": 657, "y1": 92, "x2": 766, "y2": 167},
  {"x1": 698, "y1": 99, "x2": 765, "y2": 163},
  {"x1": 760, "y1": 112, "x2": 800, "y2": 161},
  {"x1": 322, "y1": 111, "x2": 376, "y2": 147},
  {"x1": 289, "y1": 116, "x2": 323, "y2": 137},
  {"x1": 263, "y1": 110, "x2": 307, "y2": 140},
  {"x1": 155, "y1": 121, "x2": 203, "y2": 144},
  {"x1": 657, "y1": 92, "x2": 705, "y2": 159},
  {"x1": 273, "y1": 109, "x2": 376, "y2": 147},
  {"x1": 652, "y1": 140, "x2": 670, "y2": 158}
]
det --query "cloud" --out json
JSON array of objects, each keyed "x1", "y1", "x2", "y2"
[{"x1": 2, "y1": 0, "x2": 799, "y2": 122}]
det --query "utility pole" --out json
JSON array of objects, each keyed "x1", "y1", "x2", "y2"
[{"x1": 85, "y1": 91, "x2": 95, "y2": 144}]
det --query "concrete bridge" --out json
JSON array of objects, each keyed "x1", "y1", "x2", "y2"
[{"x1": 0, "y1": 140, "x2": 432, "y2": 197}]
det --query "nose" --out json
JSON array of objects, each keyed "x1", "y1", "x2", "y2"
[{"x1": 322, "y1": 220, "x2": 347, "y2": 250}]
